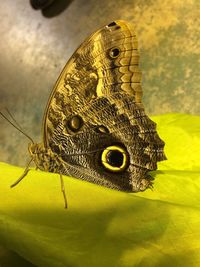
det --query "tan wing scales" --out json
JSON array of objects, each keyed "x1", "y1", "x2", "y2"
[{"x1": 42, "y1": 20, "x2": 142, "y2": 147}]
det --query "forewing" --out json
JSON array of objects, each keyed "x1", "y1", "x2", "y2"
[{"x1": 42, "y1": 20, "x2": 142, "y2": 147}]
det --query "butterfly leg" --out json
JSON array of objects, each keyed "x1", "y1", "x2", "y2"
[
  {"x1": 59, "y1": 174, "x2": 68, "y2": 209},
  {"x1": 10, "y1": 158, "x2": 33, "y2": 188}
]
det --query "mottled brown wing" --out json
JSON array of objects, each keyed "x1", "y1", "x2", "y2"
[
  {"x1": 39, "y1": 20, "x2": 166, "y2": 192},
  {"x1": 42, "y1": 20, "x2": 142, "y2": 147}
]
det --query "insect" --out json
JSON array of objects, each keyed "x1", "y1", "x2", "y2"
[{"x1": 1, "y1": 20, "x2": 166, "y2": 208}]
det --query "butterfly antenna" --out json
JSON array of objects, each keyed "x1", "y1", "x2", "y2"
[
  {"x1": 5, "y1": 108, "x2": 23, "y2": 130},
  {"x1": 0, "y1": 110, "x2": 34, "y2": 144}
]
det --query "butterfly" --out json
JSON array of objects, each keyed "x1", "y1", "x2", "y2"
[{"x1": 1, "y1": 20, "x2": 166, "y2": 208}]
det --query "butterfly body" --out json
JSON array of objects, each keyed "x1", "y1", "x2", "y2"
[
  {"x1": 28, "y1": 20, "x2": 166, "y2": 193},
  {"x1": 28, "y1": 143, "x2": 63, "y2": 173}
]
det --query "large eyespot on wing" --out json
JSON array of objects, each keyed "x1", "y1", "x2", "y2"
[
  {"x1": 42, "y1": 20, "x2": 141, "y2": 148},
  {"x1": 101, "y1": 145, "x2": 129, "y2": 173}
]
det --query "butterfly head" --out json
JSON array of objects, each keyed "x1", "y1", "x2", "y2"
[
  {"x1": 28, "y1": 143, "x2": 43, "y2": 165},
  {"x1": 28, "y1": 143, "x2": 43, "y2": 156}
]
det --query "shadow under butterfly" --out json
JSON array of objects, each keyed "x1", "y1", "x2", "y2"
[{"x1": 1, "y1": 20, "x2": 166, "y2": 208}]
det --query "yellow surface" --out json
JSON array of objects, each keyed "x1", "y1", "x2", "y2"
[{"x1": 0, "y1": 114, "x2": 200, "y2": 267}]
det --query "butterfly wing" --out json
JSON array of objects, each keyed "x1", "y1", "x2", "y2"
[
  {"x1": 42, "y1": 20, "x2": 166, "y2": 192},
  {"x1": 43, "y1": 20, "x2": 142, "y2": 146}
]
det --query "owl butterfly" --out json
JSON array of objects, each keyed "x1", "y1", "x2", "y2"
[{"x1": 3, "y1": 20, "x2": 166, "y2": 208}]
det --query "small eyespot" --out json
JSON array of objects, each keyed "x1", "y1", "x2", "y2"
[
  {"x1": 67, "y1": 115, "x2": 83, "y2": 132},
  {"x1": 107, "y1": 21, "x2": 117, "y2": 27},
  {"x1": 109, "y1": 47, "x2": 120, "y2": 58},
  {"x1": 95, "y1": 125, "x2": 109, "y2": 134},
  {"x1": 101, "y1": 145, "x2": 129, "y2": 172}
]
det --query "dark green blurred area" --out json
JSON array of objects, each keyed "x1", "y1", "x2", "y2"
[
  {"x1": 0, "y1": 0, "x2": 199, "y2": 266},
  {"x1": 0, "y1": 245, "x2": 36, "y2": 267}
]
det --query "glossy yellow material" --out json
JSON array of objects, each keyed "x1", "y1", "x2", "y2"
[{"x1": 0, "y1": 113, "x2": 200, "y2": 267}]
